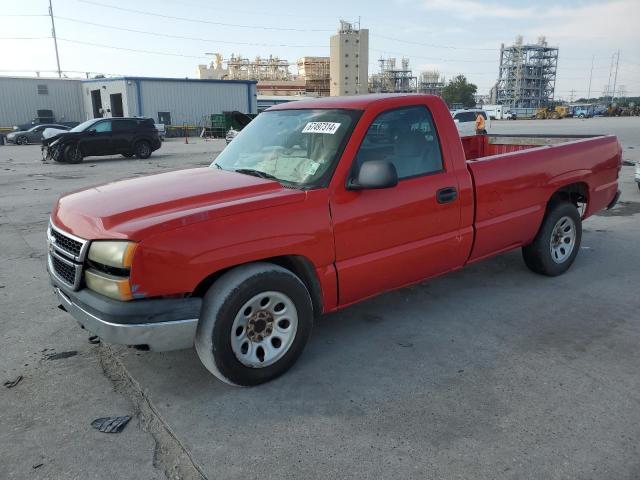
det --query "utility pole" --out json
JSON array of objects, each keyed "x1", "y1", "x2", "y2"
[
  {"x1": 605, "y1": 53, "x2": 614, "y2": 102},
  {"x1": 587, "y1": 55, "x2": 594, "y2": 100},
  {"x1": 49, "y1": 0, "x2": 62, "y2": 78},
  {"x1": 611, "y1": 50, "x2": 620, "y2": 101}
]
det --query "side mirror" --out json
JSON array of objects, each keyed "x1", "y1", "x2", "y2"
[
  {"x1": 88, "y1": 130, "x2": 96, "y2": 135},
  {"x1": 348, "y1": 161, "x2": 398, "y2": 190},
  {"x1": 453, "y1": 118, "x2": 460, "y2": 124}
]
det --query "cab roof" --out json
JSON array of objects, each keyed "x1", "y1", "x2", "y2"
[{"x1": 267, "y1": 93, "x2": 441, "y2": 111}]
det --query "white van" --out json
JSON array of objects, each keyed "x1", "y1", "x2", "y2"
[
  {"x1": 451, "y1": 109, "x2": 490, "y2": 137},
  {"x1": 481, "y1": 104, "x2": 505, "y2": 120}
]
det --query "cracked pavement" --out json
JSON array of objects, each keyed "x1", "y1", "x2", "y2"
[{"x1": 1, "y1": 118, "x2": 640, "y2": 479}]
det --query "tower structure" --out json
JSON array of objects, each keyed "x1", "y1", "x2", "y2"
[
  {"x1": 330, "y1": 20, "x2": 369, "y2": 96},
  {"x1": 496, "y1": 36, "x2": 558, "y2": 108}
]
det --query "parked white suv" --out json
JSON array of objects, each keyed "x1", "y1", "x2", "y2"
[{"x1": 451, "y1": 109, "x2": 490, "y2": 136}]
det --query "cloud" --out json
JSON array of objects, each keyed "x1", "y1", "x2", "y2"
[
  {"x1": 525, "y1": 0, "x2": 640, "y2": 48},
  {"x1": 421, "y1": 0, "x2": 547, "y2": 20}
]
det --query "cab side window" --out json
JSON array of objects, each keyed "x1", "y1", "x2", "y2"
[
  {"x1": 355, "y1": 106, "x2": 443, "y2": 179},
  {"x1": 93, "y1": 121, "x2": 112, "y2": 133}
]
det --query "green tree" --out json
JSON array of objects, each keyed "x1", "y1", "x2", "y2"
[{"x1": 441, "y1": 75, "x2": 478, "y2": 108}]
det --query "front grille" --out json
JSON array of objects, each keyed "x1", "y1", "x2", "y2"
[
  {"x1": 51, "y1": 228, "x2": 83, "y2": 258},
  {"x1": 52, "y1": 255, "x2": 77, "y2": 287},
  {"x1": 48, "y1": 223, "x2": 87, "y2": 290}
]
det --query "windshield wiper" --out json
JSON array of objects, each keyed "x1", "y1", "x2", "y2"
[{"x1": 233, "y1": 168, "x2": 279, "y2": 181}]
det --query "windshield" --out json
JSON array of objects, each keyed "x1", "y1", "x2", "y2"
[
  {"x1": 212, "y1": 109, "x2": 360, "y2": 187},
  {"x1": 70, "y1": 119, "x2": 99, "y2": 132}
]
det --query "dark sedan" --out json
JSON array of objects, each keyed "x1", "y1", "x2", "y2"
[{"x1": 7, "y1": 124, "x2": 71, "y2": 145}]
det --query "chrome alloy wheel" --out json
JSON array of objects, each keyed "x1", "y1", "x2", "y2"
[
  {"x1": 549, "y1": 215, "x2": 576, "y2": 264},
  {"x1": 230, "y1": 291, "x2": 298, "y2": 368}
]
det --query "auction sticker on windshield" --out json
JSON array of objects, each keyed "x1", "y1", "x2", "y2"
[{"x1": 302, "y1": 122, "x2": 341, "y2": 134}]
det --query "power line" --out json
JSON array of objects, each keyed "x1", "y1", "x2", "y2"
[
  {"x1": 0, "y1": 36, "x2": 51, "y2": 40},
  {"x1": 370, "y1": 48, "x2": 496, "y2": 64},
  {"x1": 76, "y1": 0, "x2": 333, "y2": 32},
  {"x1": 158, "y1": 0, "x2": 342, "y2": 20},
  {"x1": 56, "y1": 37, "x2": 207, "y2": 58},
  {"x1": 372, "y1": 33, "x2": 496, "y2": 52},
  {"x1": 0, "y1": 14, "x2": 49, "y2": 17},
  {"x1": 55, "y1": 16, "x2": 328, "y2": 48}
]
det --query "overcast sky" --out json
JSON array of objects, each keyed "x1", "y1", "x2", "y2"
[{"x1": 1, "y1": 0, "x2": 639, "y2": 99}]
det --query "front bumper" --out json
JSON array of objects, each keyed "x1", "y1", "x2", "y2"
[
  {"x1": 607, "y1": 189, "x2": 622, "y2": 210},
  {"x1": 51, "y1": 276, "x2": 201, "y2": 352}
]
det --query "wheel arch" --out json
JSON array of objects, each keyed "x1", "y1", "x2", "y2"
[
  {"x1": 547, "y1": 181, "x2": 589, "y2": 216},
  {"x1": 192, "y1": 255, "x2": 324, "y2": 318}
]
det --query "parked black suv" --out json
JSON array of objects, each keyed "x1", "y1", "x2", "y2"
[{"x1": 43, "y1": 117, "x2": 162, "y2": 163}]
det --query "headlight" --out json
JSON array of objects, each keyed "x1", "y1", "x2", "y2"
[
  {"x1": 88, "y1": 241, "x2": 137, "y2": 269},
  {"x1": 85, "y1": 269, "x2": 132, "y2": 301}
]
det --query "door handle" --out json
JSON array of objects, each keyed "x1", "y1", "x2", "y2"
[{"x1": 436, "y1": 187, "x2": 458, "y2": 204}]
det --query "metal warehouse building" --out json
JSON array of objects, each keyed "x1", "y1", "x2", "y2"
[
  {"x1": 0, "y1": 76, "x2": 257, "y2": 128},
  {"x1": 0, "y1": 77, "x2": 83, "y2": 128},
  {"x1": 80, "y1": 77, "x2": 257, "y2": 126}
]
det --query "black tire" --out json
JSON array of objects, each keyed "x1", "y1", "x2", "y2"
[
  {"x1": 16, "y1": 136, "x2": 28, "y2": 145},
  {"x1": 134, "y1": 140, "x2": 151, "y2": 159},
  {"x1": 195, "y1": 263, "x2": 313, "y2": 386},
  {"x1": 50, "y1": 145, "x2": 66, "y2": 163},
  {"x1": 121, "y1": 152, "x2": 134, "y2": 158},
  {"x1": 63, "y1": 144, "x2": 83, "y2": 164},
  {"x1": 522, "y1": 201, "x2": 582, "y2": 276}
]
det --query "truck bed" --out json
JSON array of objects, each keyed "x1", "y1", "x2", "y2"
[
  {"x1": 461, "y1": 134, "x2": 621, "y2": 263},
  {"x1": 461, "y1": 134, "x2": 606, "y2": 161}
]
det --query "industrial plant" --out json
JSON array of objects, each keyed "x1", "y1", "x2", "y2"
[
  {"x1": 493, "y1": 36, "x2": 559, "y2": 108},
  {"x1": 7, "y1": 12, "x2": 639, "y2": 132}
]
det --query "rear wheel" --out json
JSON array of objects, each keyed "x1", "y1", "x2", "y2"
[
  {"x1": 195, "y1": 263, "x2": 313, "y2": 386},
  {"x1": 63, "y1": 144, "x2": 83, "y2": 164},
  {"x1": 522, "y1": 201, "x2": 582, "y2": 276},
  {"x1": 134, "y1": 140, "x2": 151, "y2": 159}
]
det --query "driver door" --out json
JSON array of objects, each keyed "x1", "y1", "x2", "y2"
[
  {"x1": 82, "y1": 119, "x2": 112, "y2": 156},
  {"x1": 330, "y1": 104, "x2": 466, "y2": 305}
]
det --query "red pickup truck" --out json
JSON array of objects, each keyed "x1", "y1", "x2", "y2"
[{"x1": 48, "y1": 94, "x2": 621, "y2": 386}]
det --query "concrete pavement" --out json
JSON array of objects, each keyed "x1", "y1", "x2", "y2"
[{"x1": 1, "y1": 118, "x2": 639, "y2": 479}]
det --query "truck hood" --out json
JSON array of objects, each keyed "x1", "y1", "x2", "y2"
[{"x1": 51, "y1": 168, "x2": 306, "y2": 240}]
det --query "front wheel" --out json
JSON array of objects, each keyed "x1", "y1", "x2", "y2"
[
  {"x1": 134, "y1": 140, "x2": 151, "y2": 159},
  {"x1": 63, "y1": 144, "x2": 83, "y2": 163},
  {"x1": 16, "y1": 136, "x2": 28, "y2": 145},
  {"x1": 522, "y1": 201, "x2": 582, "y2": 276},
  {"x1": 195, "y1": 263, "x2": 313, "y2": 386}
]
